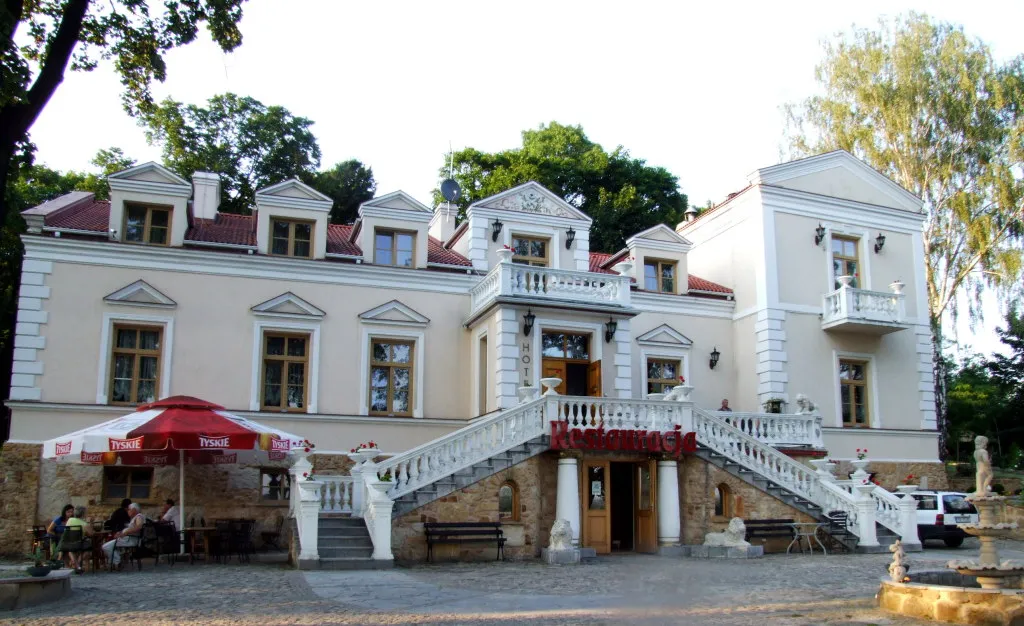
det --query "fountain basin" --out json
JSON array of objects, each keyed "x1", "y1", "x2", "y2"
[
  {"x1": 878, "y1": 571, "x2": 1024, "y2": 624},
  {"x1": 961, "y1": 526, "x2": 1018, "y2": 539}
]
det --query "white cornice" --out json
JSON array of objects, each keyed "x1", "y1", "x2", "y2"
[
  {"x1": 108, "y1": 178, "x2": 193, "y2": 198},
  {"x1": 22, "y1": 237, "x2": 479, "y2": 296},
  {"x1": 631, "y1": 291, "x2": 734, "y2": 319},
  {"x1": 760, "y1": 185, "x2": 925, "y2": 233},
  {"x1": 466, "y1": 206, "x2": 590, "y2": 230}
]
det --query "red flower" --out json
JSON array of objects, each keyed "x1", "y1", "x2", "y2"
[
  {"x1": 369, "y1": 441, "x2": 376, "y2": 448},
  {"x1": 350, "y1": 448, "x2": 356, "y2": 453},
  {"x1": 304, "y1": 447, "x2": 311, "y2": 453},
  {"x1": 678, "y1": 375, "x2": 685, "y2": 383},
  {"x1": 302, "y1": 472, "x2": 308, "y2": 478}
]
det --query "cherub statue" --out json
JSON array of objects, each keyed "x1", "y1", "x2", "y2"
[
  {"x1": 795, "y1": 394, "x2": 817, "y2": 414},
  {"x1": 888, "y1": 539, "x2": 908, "y2": 582},
  {"x1": 975, "y1": 435, "x2": 993, "y2": 497}
]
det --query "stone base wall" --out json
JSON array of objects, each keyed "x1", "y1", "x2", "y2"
[
  {"x1": 392, "y1": 454, "x2": 557, "y2": 562},
  {"x1": 830, "y1": 461, "x2": 948, "y2": 491},
  {"x1": 680, "y1": 456, "x2": 815, "y2": 552},
  {"x1": 0, "y1": 443, "x2": 42, "y2": 556},
  {"x1": 879, "y1": 577, "x2": 1024, "y2": 624}
]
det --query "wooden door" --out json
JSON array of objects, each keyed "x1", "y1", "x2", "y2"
[
  {"x1": 635, "y1": 460, "x2": 657, "y2": 553},
  {"x1": 582, "y1": 460, "x2": 611, "y2": 554},
  {"x1": 587, "y1": 360, "x2": 602, "y2": 397},
  {"x1": 543, "y1": 360, "x2": 567, "y2": 394}
]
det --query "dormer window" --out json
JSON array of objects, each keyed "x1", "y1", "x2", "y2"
[
  {"x1": 124, "y1": 204, "x2": 171, "y2": 245},
  {"x1": 644, "y1": 259, "x2": 676, "y2": 293},
  {"x1": 512, "y1": 235, "x2": 548, "y2": 267},
  {"x1": 270, "y1": 219, "x2": 313, "y2": 258},
  {"x1": 375, "y1": 229, "x2": 415, "y2": 267}
]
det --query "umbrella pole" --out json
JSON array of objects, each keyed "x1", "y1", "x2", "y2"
[{"x1": 179, "y1": 449, "x2": 186, "y2": 555}]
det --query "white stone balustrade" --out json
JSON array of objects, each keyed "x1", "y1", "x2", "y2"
[
  {"x1": 469, "y1": 259, "x2": 632, "y2": 316},
  {"x1": 317, "y1": 475, "x2": 354, "y2": 514},
  {"x1": 713, "y1": 411, "x2": 824, "y2": 449},
  {"x1": 821, "y1": 285, "x2": 907, "y2": 332},
  {"x1": 556, "y1": 397, "x2": 692, "y2": 433},
  {"x1": 870, "y1": 485, "x2": 922, "y2": 549}
]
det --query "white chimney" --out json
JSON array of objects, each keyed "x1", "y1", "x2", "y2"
[
  {"x1": 428, "y1": 202, "x2": 457, "y2": 243},
  {"x1": 192, "y1": 172, "x2": 221, "y2": 220}
]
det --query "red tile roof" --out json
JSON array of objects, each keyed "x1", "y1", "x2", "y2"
[
  {"x1": 186, "y1": 213, "x2": 256, "y2": 247},
  {"x1": 588, "y1": 252, "x2": 732, "y2": 295},
  {"x1": 327, "y1": 224, "x2": 361, "y2": 256},
  {"x1": 44, "y1": 199, "x2": 110, "y2": 232},
  {"x1": 428, "y1": 236, "x2": 472, "y2": 267}
]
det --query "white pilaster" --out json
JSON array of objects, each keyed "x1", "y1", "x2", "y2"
[
  {"x1": 9, "y1": 260, "x2": 52, "y2": 401},
  {"x1": 754, "y1": 308, "x2": 788, "y2": 405},
  {"x1": 494, "y1": 307, "x2": 521, "y2": 409},
  {"x1": 295, "y1": 480, "x2": 322, "y2": 561},
  {"x1": 555, "y1": 457, "x2": 581, "y2": 546},
  {"x1": 657, "y1": 460, "x2": 681, "y2": 546},
  {"x1": 612, "y1": 318, "x2": 632, "y2": 399},
  {"x1": 914, "y1": 325, "x2": 937, "y2": 429}
]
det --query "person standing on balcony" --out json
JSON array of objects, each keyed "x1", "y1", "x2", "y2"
[{"x1": 718, "y1": 399, "x2": 733, "y2": 412}]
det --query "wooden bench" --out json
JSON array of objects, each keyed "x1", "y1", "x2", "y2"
[
  {"x1": 423, "y1": 522, "x2": 505, "y2": 562},
  {"x1": 744, "y1": 518, "x2": 796, "y2": 544}
]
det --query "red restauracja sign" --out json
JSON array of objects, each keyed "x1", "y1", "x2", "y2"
[{"x1": 549, "y1": 421, "x2": 696, "y2": 457}]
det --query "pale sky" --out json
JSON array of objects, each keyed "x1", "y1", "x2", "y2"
[{"x1": 24, "y1": 0, "x2": 1024, "y2": 356}]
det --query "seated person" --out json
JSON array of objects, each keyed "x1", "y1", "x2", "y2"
[
  {"x1": 59, "y1": 506, "x2": 95, "y2": 573},
  {"x1": 102, "y1": 503, "x2": 145, "y2": 567},
  {"x1": 47, "y1": 504, "x2": 74, "y2": 560},
  {"x1": 160, "y1": 498, "x2": 181, "y2": 530},
  {"x1": 108, "y1": 498, "x2": 132, "y2": 531}
]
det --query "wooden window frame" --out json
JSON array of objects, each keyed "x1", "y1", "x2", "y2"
[
  {"x1": 374, "y1": 229, "x2": 417, "y2": 267},
  {"x1": 123, "y1": 203, "x2": 172, "y2": 246},
  {"x1": 261, "y1": 331, "x2": 311, "y2": 413},
  {"x1": 646, "y1": 358, "x2": 681, "y2": 395},
  {"x1": 258, "y1": 468, "x2": 292, "y2": 504},
  {"x1": 368, "y1": 338, "x2": 415, "y2": 417},
  {"x1": 831, "y1": 235, "x2": 860, "y2": 289},
  {"x1": 838, "y1": 358, "x2": 870, "y2": 428},
  {"x1": 714, "y1": 483, "x2": 732, "y2": 518},
  {"x1": 269, "y1": 218, "x2": 314, "y2": 258},
  {"x1": 109, "y1": 324, "x2": 163, "y2": 406},
  {"x1": 498, "y1": 481, "x2": 520, "y2": 522},
  {"x1": 541, "y1": 332, "x2": 591, "y2": 362},
  {"x1": 102, "y1": 467, "x2": 154, "y2": 503},
  {"x1": 643, "y1": 259, "x2": 677, "y2": 293},
  {"x1": 511, "y1": 235, "x2": 550, "y2": 267}
]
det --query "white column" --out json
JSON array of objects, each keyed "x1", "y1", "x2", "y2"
[
  {"x1": 295, "y1": 480, "x2": 322, "y2": 561},
  {"x1": 494, "y1": 307, "x2": 521, "y2": 409},
  {"x1": 853, "y1": 484, "x2": 879, "y2": 547},
  {"x1": 555, "y1": 457, "x2": 581, "y2": 547},
  {"x1": 657, "y1": 460, "x2": 681, "y2": 546},
  {"x1": 364, "y1": 477, "x2": 395, "y2": 560},
  {"x1": 897, "y1": 495, "x2": 922, "y2": 550}
]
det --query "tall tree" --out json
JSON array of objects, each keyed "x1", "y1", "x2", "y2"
[
  {"x1": 302, "y1": 160, "x2": 376, "y2": 224},
  {"x1": 785, "y1": 13, "x2": 1024, "y2": 450},
  {"x1": 0, "y1": 0, "x2": 247, "y2": 225},
  {"x1": 145, "y1": 93, "x2": 321, "y2": 213},
  {"x1": 436, "y1": 122, "x2": 688, "y2": 252}
]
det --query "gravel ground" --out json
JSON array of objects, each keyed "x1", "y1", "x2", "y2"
[{"x1": 0, "y1": 539, "x2": 999, "y2": 626}]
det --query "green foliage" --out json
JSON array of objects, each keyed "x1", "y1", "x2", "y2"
[
  {"x1": 435, "y1": 122, "x2": 688, "y2": 252},
  {"x1": 145, "y1": 93, "x2": 322, "y2": 214},
  {"x1": 301, "y1": 160, "x2": 376, "y2": 225},
  {"x1": 786, "y1": 13, "x2": 1024, "y2": 326}
]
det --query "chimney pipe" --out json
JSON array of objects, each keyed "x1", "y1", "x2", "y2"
[{"x1": 192, "y1": 172, "x2": 221, "y2": 220}]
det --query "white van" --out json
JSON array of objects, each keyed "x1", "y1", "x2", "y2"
[{"x1": 910, "y1": 491, "x2": 979, "y2": 547}]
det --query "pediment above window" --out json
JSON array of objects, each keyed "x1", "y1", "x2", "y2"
[
  {"x1": 107, "y1": 162, "x2": 192, "y2": 197},
  {"x1": 470, "y1": 182, "x2": 592, "y2": 223},
  {"x1": 358, "y1": 300, "x2": 430, "y2": 327},
  {"x1": 636, "y1": 324, "x2": 692, "y2": 348},
  {"x1": 251, "y1": 292, "x2": 326, "y2": 319},
  {"x1": 359, "y1": 191, "x2": 432, "y2": 219},
  {"x1": 255, "y1": 179, "x2": 332, "y2": 212},
  {"x1": 628, "y1": 224, "x2": 693, "y2": 249},
  {"x1": 103, "y1": 280, "x2": 177, "y2": 309}
]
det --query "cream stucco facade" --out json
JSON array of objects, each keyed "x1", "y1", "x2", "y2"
[{"x1": 7, "y1": 151, "x2": 939, "y2": 466}]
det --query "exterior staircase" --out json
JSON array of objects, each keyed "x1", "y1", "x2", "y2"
[{"x1": 317, "y1": 515, "x2": 393, "y2": 569}]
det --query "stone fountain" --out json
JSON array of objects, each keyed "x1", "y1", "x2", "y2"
[{"x1": 947, "y1": 435, "x2": 1024, "y2": 590}]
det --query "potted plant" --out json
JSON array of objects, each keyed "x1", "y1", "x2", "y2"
[
  {"x1": 896, "y1": 473, "x2": 919, "y2": 495},
  {"x1": 497, "y1": 244, "x2": 514, "y2": 263},
  {"x1": 25, "y1": 544, "x2": 52, "y2": 577},
  {"x1": 349, "y1": 441, "x2": 379, "y2": 464},
  {"x1": 762, "y1": 398, "x2": 785, "y2": 414}
]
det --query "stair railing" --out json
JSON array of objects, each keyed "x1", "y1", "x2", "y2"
[
  {"x1": 870, "y1": 485, "x2": 921, "y2": 547},
  {"x1": 317, "y1": 475, "x2": 354, "y2": 514},
  {"x1": 373, "y1": 396, "x2": 548, "y2": 500},
  {"x1": 692, "y1": 407, "x2": 867, "y2": 540}
]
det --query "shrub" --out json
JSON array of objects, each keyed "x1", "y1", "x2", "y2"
[{"x1": 992, "y1": 483, "x2": 1006, "y2": 495}]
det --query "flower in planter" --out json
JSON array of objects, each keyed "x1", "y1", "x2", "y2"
[
  {"x1": 902, "y1": 474, "x2": 916, "y2": 485},
  {"x1": 302, "y1": 471, "x2": 316, "y2": 481},
  {"x1": 678, "y1": 375, "x2": 686, "y2": 384},
  {"x1": 502, "y1": 244, "x2": 513, "y2": 251},
  {"x1": 856, "y1": 448, "x2": 868, "y2": 460}
]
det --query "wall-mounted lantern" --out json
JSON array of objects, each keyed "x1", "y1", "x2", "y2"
[
  {"x1": 565, "y1": 227, "x2": 576, "y2": 249},
  {"x1": 814, "y1": 223, "x2": 826, "y2": 246},
  {"x1": 491, "y1": 218, "x2": 504, "y2": 242},
  {"x1": 523, "y1": 309, "x2": 536, "y2": 336},
  {"x1": 874, "y1": 232, "x2": 886, "y2": 253},
  {"x1": 604, "y1": 318, "x2": 618, "y2": 343},
  {"x1": 709, "y1": 346, "x2": 721, "y2": 370}
]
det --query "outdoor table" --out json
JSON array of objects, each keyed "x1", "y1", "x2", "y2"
[
  {"x1": 91, "y1": 530, "x2": 115, "y2": 572},
  {"x1": 183, "y1": 527, "x2": 216, "y2": 563},
  {"x1": 786, "y1": 522, "x2": 828, "y2": 555}
]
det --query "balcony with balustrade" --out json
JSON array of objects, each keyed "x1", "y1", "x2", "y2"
[
  {"x1": 468, "y1": 252, "x2": 634, "y2": 321},
  {"x1": 821, "y1": 278, "x2": 909, "y2": 335}
]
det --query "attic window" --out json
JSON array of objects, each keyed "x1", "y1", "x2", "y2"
[
  {"x1": 124, "y1": 204, "x2": 171, "y2": 245},
  {"x1": 375, "y1": 230, "x2": 415, "y2": 267},
  {"x1": 271, "y1": 219, "x2": 313, "y2": 258},
  {"x1": 644, "y1": 260, "x2": 676, "y2": 293}
]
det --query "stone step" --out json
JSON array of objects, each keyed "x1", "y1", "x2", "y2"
[
  {"x1": 319, "y1": 557, "x2": 394, "y2": 570},
  {"x1": 319, "y1": 546, "x2": 373, "y2": 558},
  {"x1": 319, "y1": 537, "x2": 373, "y2": 548}
]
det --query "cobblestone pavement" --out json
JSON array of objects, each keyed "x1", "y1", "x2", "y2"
[{"x1": 0, "y1": 539, "x2": 1002, "y2": 625}]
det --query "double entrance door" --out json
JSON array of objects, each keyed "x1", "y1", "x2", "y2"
[
  {"x1": 541, "y1": 331, "x2": 600, "y2": 396},
  {"x1": 582, "y1": 460, "x2": 657, "y2": 554}
]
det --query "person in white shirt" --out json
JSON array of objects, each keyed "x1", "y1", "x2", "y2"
[
  {"x1": 160, "y1": 498, "x2": 181, "y2": 530},
  {"x1": 102, "y1": 503, "x2": 144, "y2": 567}
]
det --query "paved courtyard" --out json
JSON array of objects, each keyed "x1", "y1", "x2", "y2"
[{"x1": 1, "y1": 539, "x2": 1007, "y2": 625}]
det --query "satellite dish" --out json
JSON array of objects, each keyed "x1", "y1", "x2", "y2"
[{"x1": 440, "y1": 178, "x2": 462, "y2": 202}]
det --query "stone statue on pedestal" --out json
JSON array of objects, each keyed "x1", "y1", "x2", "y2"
[
  {"x1": 703, "y1": 518, "x2": 750, "y2": 547},
  {"x1": 548, "y1": 519, "x2": 573, "y2": 551},
  {"x1": 888, "y1": 539, "x2": 908, "y2": 582},
  {"x1": 974, "y1": 435, "x2": 993, "y2": 497}
]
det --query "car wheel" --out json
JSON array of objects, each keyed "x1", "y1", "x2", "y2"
[{"x1": 944, "y1": 537, "x2": 964, "y2": 548}]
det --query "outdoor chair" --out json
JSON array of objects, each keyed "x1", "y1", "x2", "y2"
[
  {"x1": 152, "y1": 522, "x2": 178, "y2": 566},
  {"x1": 261, "y1": 515, "x2": 285, "y2": 552},
  {"x1": 30, "y1": 525, "x2": 51, "y2": 562},
  {"x1": 227, "y1": 519, "x2": 255, "y2": 563},
  {"x1": 212, "y1": 520, "x2": 234, "y2": 563},
  {"x1": 57, "y1": 527, "x2": 91, "y2": 571},
  {"x1": 822, "y1": 510, "x2": 853, "y2": 553}
]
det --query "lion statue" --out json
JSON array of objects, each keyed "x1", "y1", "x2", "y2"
[
  {"x1": 795, "y1": 394, "x2": 817, "y2": 415},
  {"x1": 703, "y1": 517, "x2": 750, "y2": 547},
  {"x1": 548, "y1": 519, "x2": 573, "y2": 551}
]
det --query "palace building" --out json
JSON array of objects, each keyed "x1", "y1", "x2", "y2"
[{"x1": 1, "y1": 150, "x2": 940, "y2": 563}]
